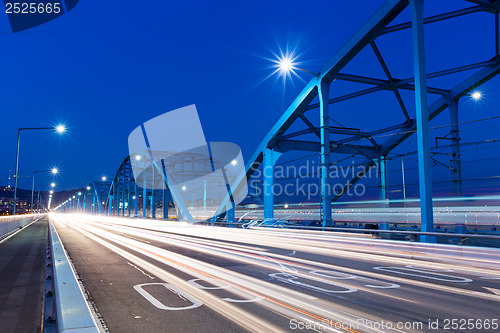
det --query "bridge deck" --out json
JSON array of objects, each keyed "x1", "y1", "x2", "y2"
[{"x1": 0, "y1": 218, "x2": 47, "y2": 333}]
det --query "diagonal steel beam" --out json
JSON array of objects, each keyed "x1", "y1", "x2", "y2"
[
  {"x1": 213, "y1": 0, "x2": 409, "y2": 219},
  {"x1": 370, "y1": 41, "x2": 411, "y2": 121},
  {"x1": 334, "y1": 73, "x2": 450, "y2": 95},
  {"x1": 242, "y1": 0, "x2": 408, "y2": 181},
  {"x1": 381, "y1": 57, "x2": 500, "y2": 155},
  {"x1": 332, "y1": 59, "x2": 500, "y2": 203},
  {"x1": 380, "y1": 6, "x2": 486, "y2": 35},
  {"x1": 299, "y1": 115, "x2": 321, "y2": 139}
]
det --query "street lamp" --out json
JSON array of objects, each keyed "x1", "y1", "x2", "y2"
[
  {"x1": 471, "y1": 91, "x2": 482, "y2": 100},
  {"x1": 36, "y1": 183, "x2": 56, "y2": 213},
  {"x1": 273, "y1": 52, "x2": 320, "y2": 79},
  {"x1": 31, "y1": 167, "x2": 59, "y2": 212},
  {"x1": 102, "y1": 176, "x2": 107, "y2": 181},
  {"x1": 13, "y1": 125, "x2": 66, "y2": 214}
]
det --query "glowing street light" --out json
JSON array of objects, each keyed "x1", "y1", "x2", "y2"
[
  {"x1": 231, "y1": 160, "x2": 237, "y2": 166},
  {"x1": 471, "y1": 91, "x2": 482, "y2": 101},
  {"x1": 51, "y1": 182, "x2": 56, "y2": 188},
  {"x1": 87, "y1": 186, "x2": 91, "y2": 190},
  {"x1": 56, "y1": 125, "x2": 66, "y2": 133},
  {"x1": 272, "y1": 51, "x2": 320, "y2": 79},
  {"x1": 31, "y1": 167, "x2": 60, "y2": 212},
  {"x1": 102, "y1": 176, "x2": 107, "y2": 181}
]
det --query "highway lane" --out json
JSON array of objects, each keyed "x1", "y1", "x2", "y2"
[{"x1": 50, "y1": 214, "x2": 500, "y2": 333}]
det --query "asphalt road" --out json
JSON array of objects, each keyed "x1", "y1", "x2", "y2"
[
  {"x1": 50, "y1": 214, "x2": 500, "y2": 333},
  {"x1": 0, "y1": 218, "x2": 47, "y2": 333}
]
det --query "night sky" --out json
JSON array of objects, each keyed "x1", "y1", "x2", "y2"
[{"x1": 1, "y1": 0, "x2": 500, "y2": 201}]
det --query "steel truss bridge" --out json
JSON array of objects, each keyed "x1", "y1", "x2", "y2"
[{"x1": 59, "y1": 0, "x2": 500, "y2": 244}]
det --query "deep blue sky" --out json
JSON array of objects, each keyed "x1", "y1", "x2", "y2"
[{"x1": 1, "y1": 0, "x2": 500, "y2": 198}]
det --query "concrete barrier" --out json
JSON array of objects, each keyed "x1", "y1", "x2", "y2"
[
  {"x1": 0, "y1": 214, "x2": 42, "y2": 240},
  {"x1": 48, "y1": 220, "x2": 100, "y2": 333}
]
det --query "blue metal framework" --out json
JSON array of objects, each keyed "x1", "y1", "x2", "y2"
[
  {"x1": 79, "y1": 156, "x2": 173, "y2": 218},
  {"x1": 212, "y1": 0, "x2": 500, "y2": 242},
  {"x1": 61, "y1": 0, "x2": 500, "y2": 244},
  {"x1": 82, "y1": 180, "x2": 111, "y2": 214}
]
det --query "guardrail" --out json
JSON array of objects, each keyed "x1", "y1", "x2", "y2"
[
  {"x1": 45, "y1": 220, "x2": 100, "y2": 333},
  {"x1": 191, "y1": 220, "x2": 500, "y2": 239},
  {"x1": 247, "y1": 225, "x2": 500, "y2": 269},
  {"x1": 0, "y1": 214, "x2": 42, "y2": 241},
  {"x1": 252, "y1": 225, "x2": 500, "y2": 240}
]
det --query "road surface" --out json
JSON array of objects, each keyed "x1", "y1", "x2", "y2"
[{"x1": 50, "y1": 214, "x2": 500, "y2": 333}]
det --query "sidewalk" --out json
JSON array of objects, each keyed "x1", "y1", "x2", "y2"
[{"x1": 0, "y1": 217, "x2": 47, "y2": 333}]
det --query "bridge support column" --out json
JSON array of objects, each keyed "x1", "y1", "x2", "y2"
[
  {"x1": 134, "y1": 184, "x2": 138, "y2": 218},
  {"x1": 112, "y1": 184, "x2": 117, "y2": 216},
  {"x1": 449, "y1": 99, "x2": 462, "y2": 196},
  {"x1": 378, "y1": 155, "x2": 389, "y2": 231},
  {"x1": 151, "y1": 190, "x2": 156, "y2": 219},
  {"x1": 108, "y1": 195, "x2": 113, "y2": 215},
  {"x1": 121, "y1": 175, "x2": 126, "y2": 217},
  {"x1": 411, "y1": 0, "x2": 435, "y2": 243},
  {"x1": 127, "y1": 168, "x2": 132, "y2": 217},
  {"x1": 226, "y1": 207, "x2": 235, "y2": 226},
  {"x1": 263, "y1": 147, "x2": 281, "y2": 222},
  {"x1": 163, "y1": 181, "x2": 168, "y2": 219},
  {"x1": 143, "y1": 177, "x2": 147, "y2": 218},
  {"x1": 319, "y1": 79, "x2": 333, "y2": 227}
]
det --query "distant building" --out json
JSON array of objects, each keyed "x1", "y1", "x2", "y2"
[{"x1": 0, "y1": 194, "x2": 29, "y2": 215}]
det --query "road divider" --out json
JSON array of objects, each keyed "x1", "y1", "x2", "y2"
[{"x1": 47, "y1": 220, "x2": 101, "y2": 333}]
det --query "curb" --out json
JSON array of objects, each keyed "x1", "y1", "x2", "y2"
[{"x1": 47, "y1": 220, "x2": 100, "y2": 333}]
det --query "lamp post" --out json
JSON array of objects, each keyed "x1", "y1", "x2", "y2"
[
  {"x1": 31, "y1": 167, "x2": 58, "y2": 213},
  {"x1": 36, "y1": 182, "x2": 56, "y2": 213},
  {"x1": 77, "y1": 192, "x2": 81, "y2": 212},
  {"x1": 13, "y1": 125, "x2": 65, "y2": 215}
]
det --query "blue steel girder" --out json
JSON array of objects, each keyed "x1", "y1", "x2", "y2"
[
  {"x1": 84, "y1": 180, "x2": 111, "y2": 214},
  {"x1": 332, "y1": 58, "x2": 500, "y2": 201},
  {"x1": 381, "y1": 58, "x2": 500, "y2": 155},
  {"x1": 213, "y1": 0, "x2": 500, "y2": 220},
  {"x1": 244, "y1": 0, "x2": 409, "y2": 182},
  {"x1": 103, "y1": 154, "x2": 177, "y2": 219},
  {"x1": 274, "y1": 140, "x2": 379, "y2": 160}
]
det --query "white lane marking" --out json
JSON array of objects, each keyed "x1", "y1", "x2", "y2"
[
  {"x1": 484, "y1": 287, "x2": 500, "y2": 295},
  {"x1": 310, "y1": 270, "x2": 400, "y2": 289},
  {"x1": 134, "y1": 283, "x2": 203, "y2": 311},
  {"x1": 269, "y1": 272, "x2": 358, "y2": 294},
  {"x1": 187, "y1": 278, "x2": 264, "y2": 303},
  {"x1": 373, "y1": 267, "x2": 473, "y2": 283},
  {"x1": 404, "y1": 265, "x2": 453, "y2": 272}
]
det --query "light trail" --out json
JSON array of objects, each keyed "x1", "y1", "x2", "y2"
[{"x1": 49, "y1": 214, "x2": 500, "y2": 333}]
